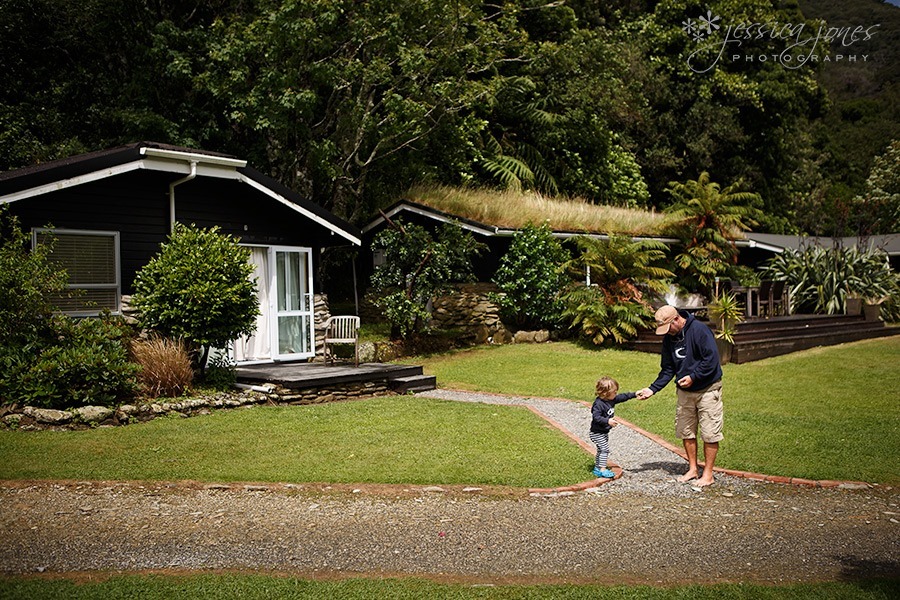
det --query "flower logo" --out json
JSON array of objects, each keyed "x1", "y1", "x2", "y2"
[
  {"x1": 699, "y1": 10, "x2": 721, "y2": 34},
  {"x1": 682, "y1": 8, "x2": 722, "y2": 42}
]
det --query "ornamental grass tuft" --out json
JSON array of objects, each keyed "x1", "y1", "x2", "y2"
[{"x1": 131, "y1": 336, "x2": 194, "y2": 399}]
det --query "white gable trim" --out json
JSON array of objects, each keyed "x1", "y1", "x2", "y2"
[
  {"x1": 139, "y1": 146, "x2": 247, "y2": 168},
  {"x1": 237, "y1": 173, "x2": 361, "y2": 246},
  {"x1": 361, "y1": 202, "x2": 498, "y2": 237},
  {"x1": 1, "y1": 162, "x2": 145, "y2": 204},
  {"x1": 0, "y1": 148, "x2": 360, "y2": 247},
  {"x1": 0, "y1": 152, "x2": 244, "y2": 205}
]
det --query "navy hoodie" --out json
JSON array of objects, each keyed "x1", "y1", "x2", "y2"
[
  {"x1": 648, "y1": 310, "x2": 722, "y2": 394},
  {"x1": 590, "y1": 392, "x2": 636, "y2": 434}
]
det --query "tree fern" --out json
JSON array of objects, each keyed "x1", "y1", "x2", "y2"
[
  {"x1": 664, "y1": 172, "x2": 763, "y2": 295},
  {"x1": 561, "y1": 235, "x2": 674, "y2": 345}
]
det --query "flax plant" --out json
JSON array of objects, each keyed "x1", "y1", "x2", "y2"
[{"x1": 762, "y1": 245, "x2": 900, "y2": 317}]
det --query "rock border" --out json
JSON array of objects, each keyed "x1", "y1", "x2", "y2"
[{"x1": 0, "y1": 380, "x2": 395, "y2": 432}]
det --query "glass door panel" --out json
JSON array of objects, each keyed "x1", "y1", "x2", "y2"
[{"x1": 275, "y1": 249, "x2": 313, "y2": 358}]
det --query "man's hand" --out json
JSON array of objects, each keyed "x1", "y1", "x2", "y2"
[
  {"x1": 636, "y1": 388, "x2": 654, "y2": 400},
  {"x1": 677, "y1": 375, "x2": 693, "y2": 388}
]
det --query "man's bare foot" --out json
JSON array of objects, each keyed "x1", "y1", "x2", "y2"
[
  {"x1": 676, "y1": 471, "x2": 698, "y2": 483},
  {"x1": 695, "y1": 476, "x2": 715, "y2": 487}
]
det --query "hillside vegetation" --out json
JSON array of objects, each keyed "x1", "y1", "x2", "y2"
[{"x1": 2, "y1": 0, "x2": 896, "y2": 234}]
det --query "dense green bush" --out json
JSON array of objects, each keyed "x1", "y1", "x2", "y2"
[
  {"x1": 490, "y1": 223, "x2": 570, "y2": 330},
  {"x1": 762, "y1": 245, "x2": 900, "y2": 318},
  {"x1": 131, "y1": 223, "x2": 259, "y2": 371},
  {"x1": 370, "y1": 219, "x2": 483, "y2": 339},
  {"x1": 0, "y1": 208, "x2": 140, "y2": 408},
  {"x1": 1, "y1": 315, "x2": 139, "y2": 409},
  {"x1": 0, "y1": 207, "x2": 68, "y2": 347}
]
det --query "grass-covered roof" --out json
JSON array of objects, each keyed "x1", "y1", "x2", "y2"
[{"x1": 405, "y1": 185, "x2": 679, "y2": 237}]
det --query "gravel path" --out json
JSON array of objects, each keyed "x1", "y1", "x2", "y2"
[
  {"x1": 0, "y1": 390, "x2": 897, "y2": 585},
  {"x1": 418, "y1": 388, "x2": 761, "y2": 496}
]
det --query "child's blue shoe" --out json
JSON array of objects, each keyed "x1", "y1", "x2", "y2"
[{"x1": 593, "y1": 467, "x2": 615, "y2": 479}]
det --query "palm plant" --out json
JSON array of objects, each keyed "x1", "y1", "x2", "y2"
[
  {"x1": 707, "y1": 291, "x2": 744, "y2": 344},
  {"x1": 664, "y1": 172, "x2": 762, "y2": 296},
  {"x1": 561, "y1": 235, "x2": 673, "y2": 345}
]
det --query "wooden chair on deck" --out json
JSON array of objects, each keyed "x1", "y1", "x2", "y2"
[
  {"x1": 757, "y1": 280, "x2": 786, "y2": 317},
  {"x1": 323, "y1": 316, "x2": 360, "y2": 366}
]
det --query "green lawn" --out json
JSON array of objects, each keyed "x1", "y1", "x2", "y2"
[
  {"x1": 411, "y1": 337, "x2": 900, "y2": 484},
  {"x1": 0, "y1": 396, "x2": 588, "y2": 488},
  {"x1": 2, "y1": 338, "x2": 897, "y2": 485},
  {"x1": 0, "y1": 574, "x2": 896, "y2": 599}
]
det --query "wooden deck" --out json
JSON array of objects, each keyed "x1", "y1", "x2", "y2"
[
  {"x1": 236, "y1": 361, "x2": 436, "y2": 393},
  {"x1": 626, "y1": 313, "x2": 899, "y2": 363}
]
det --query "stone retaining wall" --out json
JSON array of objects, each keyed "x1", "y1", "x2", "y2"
[
  {"x1": 429, "y1": 283, "x2": 507, "y2": 341},
  {"x1": 0, "y1": 380, "x2": 394, "y2": 432},
  {"x1": 362, "y1": 283, "x2": 557, "y2": 346}
]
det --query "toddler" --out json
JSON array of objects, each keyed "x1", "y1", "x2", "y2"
[{"x1": 589, "y1": 376, "x2": 636, "y2": 478}]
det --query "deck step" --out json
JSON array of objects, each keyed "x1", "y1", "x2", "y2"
[{"x1": 389, "y1": 374, "x2": 437, "y2": 393}]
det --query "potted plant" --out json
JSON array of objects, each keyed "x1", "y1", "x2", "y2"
[
  {"x1": 707, "y1": 292, "x2": 745, "y2": 364},
  {"x1": 845, "y1": 294, "x2": 863, "y2": 316},
  {"x1": 863, "y1": 296, "x2": 887, "y2": 321}
]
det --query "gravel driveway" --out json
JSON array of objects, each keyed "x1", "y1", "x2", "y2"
[{"x1": 0, "y1": 390, "x2": 897, "y2": 585}]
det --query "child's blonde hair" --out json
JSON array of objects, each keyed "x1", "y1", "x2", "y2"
[{"x1": 596, "y1": 376, "x2": 619, "y2": 397}]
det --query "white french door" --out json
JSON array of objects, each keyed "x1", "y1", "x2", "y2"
[
  {"x1": 274, "y1": 248, "x2": 314, "y2": 359},
  {"x1": 233, "y1": 245, "x2": 314, "y2": 363}
]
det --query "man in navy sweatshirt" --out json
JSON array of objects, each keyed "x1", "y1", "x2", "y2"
[{"x1": 637, "y1": 305, "x2": 723, "y2": 487}]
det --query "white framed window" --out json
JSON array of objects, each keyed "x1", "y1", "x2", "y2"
[{"x1": 32, "y1": 228, "x2": 121, "y2": 316}]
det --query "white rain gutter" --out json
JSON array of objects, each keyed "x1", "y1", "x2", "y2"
[
  {"x1": 138, "y1": 147, "x2": 248, "y2": 233},
  {"x1": 734, "y1": 238, "x2": 786, "y2": 253},
  {"x1": 169, "y1": 160, "x2": 197, "y2": 232}
]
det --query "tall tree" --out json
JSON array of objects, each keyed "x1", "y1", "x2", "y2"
[
  {"x1": 604, "y1": 0, "x2": 828, "y2": 230},
  {"x1": 0, "y1": 0, "x2": 242, "y2": 169},
  {"x1": 200, "y1": 0, "x2": 540, "y2": 220},
  {"x1": 852, "y1": 139, "x2": 900, "y2": 235}
]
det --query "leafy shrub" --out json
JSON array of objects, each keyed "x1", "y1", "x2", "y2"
[
  {"x1": 490, "y1": 223, "x2": 570, "y2": 329},
  {"x1": 0, "y1": 210, "x2": 139, "y2": 409},
  {"x1": 131, "y1": 336, "x2": 194, "y2": 398},
  {"x1": 370, "y1": 218, "x2": 483, "y2": 339},
  {"x1": 2, "y1": 315, "x2": 139, "y2": 409},
  {"x1": 0, "y1": 207, "x2": 68, "y2": 347},
  {"x1": 131, "y1": 223, "x2": 259, "y2": 371},
  {"x1": 762, "y1": 245, "x2": 900, "y2": 317}
]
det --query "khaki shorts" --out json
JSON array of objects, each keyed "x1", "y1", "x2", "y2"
[{"x1": 675, "y1": 380, "x2": 723, "y2": 443}]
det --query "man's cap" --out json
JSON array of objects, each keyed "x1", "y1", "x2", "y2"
[{"x1": 654, "y1": 305, "x2": 679, "y2": 335}]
